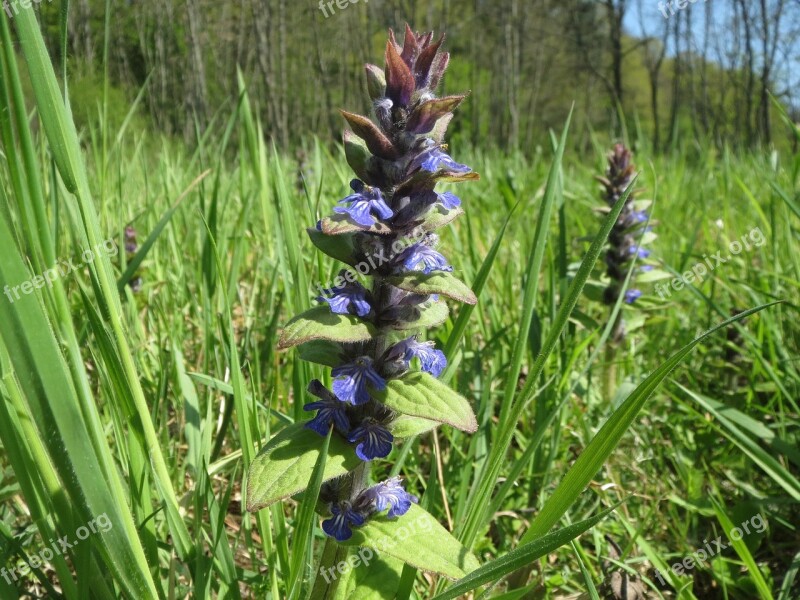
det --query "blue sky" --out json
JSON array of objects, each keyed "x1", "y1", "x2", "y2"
[{"x1": 623, "y1": 0, "x2": 799, "y2": 106}]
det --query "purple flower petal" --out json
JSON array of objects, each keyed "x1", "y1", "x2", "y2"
[
  {"x1": 386, "y1": 337, "x2": 447, "y2": 377},
  {"x1": 303, "y1": 380, "x2": 351, "y2": 435},
  {"x1": 348, "y1": 421, "x2": 393, "y2": 461},
  {"x1": 317, "y1": 281, "x2": 371, "y2": 317},
  {"x1": 322, "y1": 501, "x2": 366, "y2": 541},
  {"x1": 396, "y1": 243, "x2": 452, "y2": 274},
  {"x1": 413, "y1": 148, "x2": 471, "y2": 174},
  {"x1": 331, "y1": 357, "x2": 386, "y2": 405},
  {"x1": 360, "y1": 477, "x2": 418, "y2": 518},
  {"x1": 437, "y1": 191, "x2": 461, "y2": 210},
  {"x1": 624, "y1": 289, "x2": 642, "y2": 304},
  {"x1": 333, "y1": 180, "x2": 394, "y2": 227}
]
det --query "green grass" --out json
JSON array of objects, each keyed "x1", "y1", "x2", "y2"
[{"x1": 0, "y1": 9, "x2": 798, "y2": 600}]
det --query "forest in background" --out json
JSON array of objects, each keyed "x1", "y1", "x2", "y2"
[{"x1": 26, "y1": 0, "x2": 800, "y2": 152}]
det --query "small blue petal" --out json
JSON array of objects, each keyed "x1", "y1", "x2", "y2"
[
  {"x1": 333, "y1": 182, "x2": 394, "y2": 227},
  {"x1": 397, "y1": 243, "x2": 452, "y2": 274},
  {"x1": 334, "y1": 201, "x2": 374, "y2": 227},
  {"x1": 303, "y1": 381, "x2": 351, "y2": 435},
  {"x1": 437, "y1": 191, "x2": 461, "y2": 210},
  {"x1": 361, "y1": 477, "x2": 419, "y2": 518},
  {"x1": 416, "y1": 148, "x2": 471, "y2": 174},
  {"x1": 317, "y1": 282, "x2": 371, "y2": 317},
  {"x1": 321, "y1": 502, "x2": 366, "y2": 541},
  {"x1": 332, "y1": 357, "x2": 386, "y2": 405},
  {"x1": 624, "y1": 289, "x2": 642, "y2": 304},
  {"x1": 389, "y1": 337, "x2": 447, "y2": 377},
  {"x1": 348, "y1": 421, "x2": 393, "y2": 461}
]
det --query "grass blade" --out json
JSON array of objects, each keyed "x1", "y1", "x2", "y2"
[
  {"x1": 433, "y1": 504, "x2": 622, "y2": 600},
  {"x1": 519, "y1": 303, "x2": 777, "y2": 545}
]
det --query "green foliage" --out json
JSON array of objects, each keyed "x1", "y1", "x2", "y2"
[
  {"x1": 0, "y1": 8, "x2": 797, "y2": 598},
  {"x1": 385, "y1": 272, "x2": 478, "y2": 304},
  {"x1": 339, "y1": 505, "x2": 481, "y2": 580},
  {"x1": 375, "y1": 373, "x2": 478, "y2": 433},
  {"x1": 246, "y1": 424, "x2": 360, "y2": 513},
  {"x1": 278, "y1": 306, "x2": 378, "y2": 349}
]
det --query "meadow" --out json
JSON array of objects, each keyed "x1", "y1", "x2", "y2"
[{"x1": 1, "y1": 6, "x2": 799, "y2": 600}]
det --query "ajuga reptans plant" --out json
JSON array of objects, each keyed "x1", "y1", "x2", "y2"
[
  {"x1": 245, "y1": 25, "x2": 481, "y2": 582},
  {"x1": 597, "y1": 144, "x2": 656, "y2": 340}
]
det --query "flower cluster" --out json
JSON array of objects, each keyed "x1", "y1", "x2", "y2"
[
  {"x1": 597, "y1": 144, "x2": 653, "y2": 306},
  {"x1": 295, "y1": 26, "x2": 477, "y2": 540},
  {"x1": 320, "y1": 477, "x2": 419, "y2": 541}
]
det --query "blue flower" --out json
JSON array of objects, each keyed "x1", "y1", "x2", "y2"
[
  {"x1": 413, "y1": 147, "x2": 471, "y2": 174},
  {"x1": 437, "y1": 191, "x2": 461, "y2": 210},
  {"x1": 622, "y1": 210, "x2": 648, "y2": 229},
  {"x1": 348, "y1": 420, "x2": 394, "y2": 461},
  {"x1": 628, "y1": 246, "x2": 651, "y2": 259},
  {"x1": 387, "y1": 337, "x2": 447, "y2": 377},
  {"x1": 333, "y1": 180, "x2": 394, "y2": 227},
  {"x1": 317, "y1": 281, "x2": 371, "y2": 317},
  {"x1": 303, "y1": 380, "x2": 350, "y2": 436},
  {"x1": 396, "y1": 243, "x2": 452, "y2": 274},
  {"x1": 624, "y1": 289, "x2": 642, "y2": 304},
  {"x1": 322, "y1": 501, "x2": 366, "y2": 541},
  {"x1": 361, "y1": 477, "x2": 418, "y2": 518},
  {"x1": 639, "y1": 265, "x2": 654, "y2": 272},
  {"x1": 332, "y1": 357, "x2": 386, "y2": 405}
]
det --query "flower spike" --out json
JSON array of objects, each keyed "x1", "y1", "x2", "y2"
[{"x1": 249, "y1": 25, "x2": 480, "y2": 547}]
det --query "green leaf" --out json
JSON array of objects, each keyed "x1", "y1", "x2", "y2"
[
  {"x1": 421, "y1": 206, "x2": 464, "y2": 232},
  {"x1": 386, "y1": 271, "x2": 477, "y2": 305},
  {"x1": 343, "y1": 129, "x2": 373, "y2": 183},
  {"x1": 307, "y1": 227, "x2": 357, "y2": 266},
  {"x1": 330, "y1": 555, "x2": 405, "y2": 600},
  {"x1": 246, "y1": 423, "x2": 360, "y2": 512},
  {"x1": 298, "y1": 339, "x2": 345, "y2": 367},
  {"x1": 321, "y1": 214, "x2": 393, "y2": 236},
  {"x1": 391, "y1": 300, "x2": 449, "y2": 331},
  {"x1": 279, "y1": 306, "x2": 377, "y2": 349},
  {"x1": 635, "y1": 268, "x2": 672, "y2": 283},
  {"x1": 340, "y1": 504, "x2": 480, "y2": 580},
  {"x1": 390, "y1": 415, "x2": 440, "y2": 438},
  {"x1": 431, "y1": 504, "x2": 621, "y2": 599},
  {"x1": 375, "y1": 372, "x2": 477, "y2": 433},
  {"x1": 711, "y1": 498, "x2": 774, "y2": 600}
]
